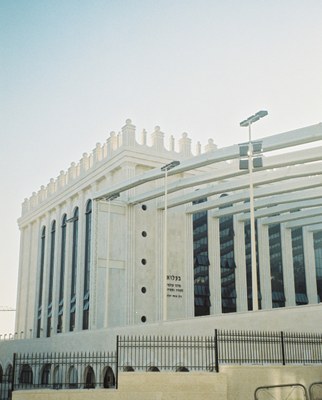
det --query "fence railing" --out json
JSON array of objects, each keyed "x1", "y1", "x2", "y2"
[
  {"x1": 13, "y1": 350, "x2": 117, "y2": 391},
  {"x1": 216, "y1": 330, "x2": 322, "y2": 368},
  {"x1": 117, "y1": 335, "x2": 216, "y2": 372},
  {"x1": 2, "y1": 329, "x2": 322, "y2": 393}
]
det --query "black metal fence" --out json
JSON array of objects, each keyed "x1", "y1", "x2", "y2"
[
  {"x1": 117, "y1": 335, "x2": 216, "y2": 372},
  {"x1": 216, "y1": 330, "x2": 322, "y2": 369},
  {"x1": 13, "y1": 350, "x2": 117, "y2": 390},
  {"x1": 2, "y1": 329, "x2": 322, "y2": 393}
]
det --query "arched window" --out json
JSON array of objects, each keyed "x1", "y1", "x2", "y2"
[
  {"x1": 41, "y1": 364, "x2": 51, "y2": 386},
  {"x1": 70, "y1": 207, "x2": 79, "y2": 332},
  {"x1": 37, "y1": 226, "x2": 46, "y2": 338},
  {"x1": 57, "y1": 214, "x2": 67, "y2": 333},
  {"x1": 103, "y1": 366, "x2": 115, "y2": 388},
  {"x1": 68, "y1": 366, "x2": 78, "y2": 388},
  {"x1": 53, "y1": 365, "x2": 62, "y2": 389},
  {"x1": 83, "y1": 200, "x2": 92, "y2": 330},
  {"x1": 47, "y1": 221, "x2": 56, "y2": 337},
  {"x1": 84, "y1": 366, "x2": 95, "y2": 389},
  {"x1": 147, "y1": 366, "x2": 160, "y2": 372},
  {"x1": 5, "y1": 364, "x2": 12, "y2": 383},
  {"x1": 175, "y1": 366, "x2": 189, "y2": 372},
  {"x1": 19, "y1": 364, "x2": 33, "y2": 385},
  {"x1": 123, "y1": 365, "x2": 134, "y2": 372}
]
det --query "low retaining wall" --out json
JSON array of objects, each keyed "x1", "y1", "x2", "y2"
[{"x1": 12, "y1": 366, "x2": 322, "y2": 400}]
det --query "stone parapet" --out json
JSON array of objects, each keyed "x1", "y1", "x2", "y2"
[{"x1": 20, "y1": 119, "x2": 216, "y2": 218}]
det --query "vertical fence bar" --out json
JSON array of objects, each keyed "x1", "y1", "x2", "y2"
[
  {"x1": 11, "y1": 352, "x2": 16, "y2": 394},
  {"x1": 214, "y1": 329, "x2": 219, "y2": 373},
  {"x1": 115, "y1": 335, "x2": 119, "y2": 389},
  {"x1": 281, "y1": 331, "x2": 286, "y2": 365}
]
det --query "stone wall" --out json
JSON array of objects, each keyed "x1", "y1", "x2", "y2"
[{"x1": 12, "y1": 366, "x2": 322, "y2": 400}]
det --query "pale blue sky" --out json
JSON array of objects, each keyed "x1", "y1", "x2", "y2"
[{"x1": 1, "y1": 0, "x2": 322, "y2": 334}]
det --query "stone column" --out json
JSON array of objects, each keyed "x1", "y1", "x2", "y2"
[{"x1": 75, "y1": 192, "x2": 85, "y2": 331}]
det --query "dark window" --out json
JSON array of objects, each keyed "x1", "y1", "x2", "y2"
[
  {"x1": 19, "y1": 364, "x2": 33, "y2": 385},
  {"x1": 269, "y1": 224, "x2": 285, "y2": 308},
  {"x1": 6, "y1": 364, "x2": 13, "y2": 382},
  {"x1": 84, "y1": 366, "x2": 95, "y2": 389},
  {"x1": 176, "y1": 366, "x2": 189, "y2": 372},
  {"x1": 193, "y1": 197, "x2": 210, "y2": 316},
  {"x1": 37, "y1": 226, "x2": 46, "y2": 338},
  {"x1": 68, "y1": 366, "x2": 78, "y2": 388},
  {"x1": 83, "y1": 200, "x2": 92, "y2": 330},
  {"x1": 70, "y1": 207, "x2": 79, "y2": 332},
  {"x1": 147, "y1": 366, "x2": 160, "y2": 372},
  {"x1": 103, "y1": 366, "x2": 115, "y2": 388},
  {"x1": 57, "y1": 214, "x2": 67, "y2": 333},
  {"x1": 47, "y1": 221, "x2": 56, "y2": 337},
  {"x1": 53, "y1": 366, "x2": 62, "y2": 389},
  {"x1": 292, "y1": 227, "x2": 308, "y2": 305},
  {"x1": 123, "y1": 366, "x2": 134, "y2": 372},
  {"x1": 41, "y1": 364, "x2": 51, "y2": 386},
  {"x1": 244, "y1": 219, "x2": 261, "y2": 310},
  {"x1": 314, "y1": 231, "x2": 322, "y2": 302},
  {"x1": 219, "y1": 201, "x2": 236, "y2": 313}
]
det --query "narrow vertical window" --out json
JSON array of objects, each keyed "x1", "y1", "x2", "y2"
[
  {"x1": 244, "y1": 218, "x2": 261, "y2": 310},
  {"x1": 46, "y1": 220, "x2": 56, "y2": 337},
  {"x1": 220, "y1": 220, "x2": 236, "y2": 312},
  {"x1": 83, "y1": 200, "x2": 92, "y2": 330},
  {"x1": 193, "y1": 198, "x2": 210, "y2": 316},
  {"x1": 57, "y1": 214, "x2": 67, "y2": 333},
  {"x1": 269, "y1": 224, "x2": 285, "y2": 308},
  {"x1": 69, "y1": 207, "x2": 79, "y2": 331},
  {"x1": 218, "y1": 194, "x2": 236, "y2": 313},
  {"x1": 37, "y1": 226, "x2": 46, "y2": 338},
  {"x1": 314, "y1": 231, "x2": 322, "y2": 302},
  {"x1": 292, "y1": 227, "x2": 308, "y2": 305}
]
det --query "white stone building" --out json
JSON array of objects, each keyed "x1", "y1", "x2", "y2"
[
  {"x1": 11, "y1": 119, "x2": 322, "y2": 343},
  {"x1": 1, "y1": 118, "x2": 322, "y2": 399}
]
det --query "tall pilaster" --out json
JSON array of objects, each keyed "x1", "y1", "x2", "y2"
[
  {"x1": 234, "y1": 215, "x2": 248, "y2": 312},
  {"x1": 257, "y1": 221, "x2": 272, "y2": 309},
  {"x1": 40, "y1": 213, "x2": 51, "y2": 338},
  {"x1": 280, "y1": 223, "x2": 296, "y2": 307},
  {"x1": 184, "y1": 213, "x2": 194, "y2": 318},
  {"x1": 62, "y1": 199, "x2": 75, "y2": 333},
  {"x1": 75, "y1": 192, "x2": 85, "y2": 331}
]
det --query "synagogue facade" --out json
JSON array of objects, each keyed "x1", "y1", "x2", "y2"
[{"x1": 13, "y1": 119, "x2": 322, "y2": 343}]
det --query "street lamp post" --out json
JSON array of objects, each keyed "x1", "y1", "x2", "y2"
[
  {"x1": 161, "y1": 160, "x2": 180, "y2": 321},
  {"x1": 240, "y1": 110, "x2": 268, "y2": 311}
]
